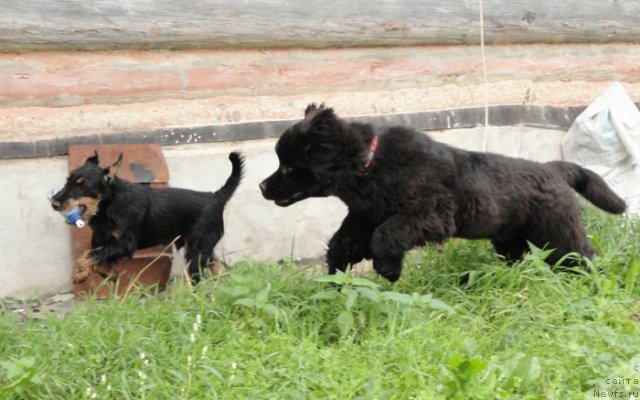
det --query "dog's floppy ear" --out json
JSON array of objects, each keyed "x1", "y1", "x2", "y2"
[
  {"x1": 304, "y1": 103, "x2": 320, "y2": 116},
  {"x1": 103, "y1": 153, "x2": 123, "y2": 183},
  {"x1": 299, "y1": 104, "x2": 338, "y2": 136},
  {"x1": 85, "y1": 150, "x2": 100, "y2": 165}
]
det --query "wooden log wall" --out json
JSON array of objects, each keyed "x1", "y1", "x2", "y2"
[{"x1": 1, "y1": 0, "x2": 639, "y2": 51}]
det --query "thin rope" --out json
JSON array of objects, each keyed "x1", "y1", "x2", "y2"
[{"x1": 479, "y1": 0, "x2": 490, "y2": 151}]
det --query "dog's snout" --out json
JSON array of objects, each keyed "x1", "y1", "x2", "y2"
[
  {"x1": 48, "y1": 188, "x2": 63, "y2": 210},
  {"x1": 51, "y1": 199, "x2": 62, "y2": 210},
  {"x1": 259, "y1": 180, "x2": 268, "y2": 196}
]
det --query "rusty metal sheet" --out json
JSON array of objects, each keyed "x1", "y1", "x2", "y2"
[
  {"x1": 68, "y1": 144, "x2": 169, "y2": 184},
  {"x1": 73, "y1": 256, "x2": 173, "y2": 299}
]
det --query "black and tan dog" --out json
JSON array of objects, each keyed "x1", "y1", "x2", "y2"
[
  {"x1": 260, "y1": 104, "x2": 626, "y2": 282},
  {"x1": 51, "y1": 151, "x2": 244, "y2": 284}
]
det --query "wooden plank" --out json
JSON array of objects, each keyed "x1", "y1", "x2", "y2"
[{"x1": 1, "y1": 0, "x2": 639, "y2": 51}]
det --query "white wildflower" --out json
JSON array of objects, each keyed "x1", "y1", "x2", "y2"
[
  {"x1": 201, "y1": 345, "x2": 208, "y2": 359},
  {"x1": 85, "y1": 387, "x2": 97, "y2": 399}
]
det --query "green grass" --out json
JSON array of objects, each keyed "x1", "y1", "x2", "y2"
[{"x1": 1, "y1": 208, "x2": 639, "y2": 399}]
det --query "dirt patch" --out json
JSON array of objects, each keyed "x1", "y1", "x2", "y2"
[{"x1": 1, "y1": 291, "x2": 75, "y2": 320}]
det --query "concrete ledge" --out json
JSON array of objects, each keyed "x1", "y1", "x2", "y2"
[{"x1": 0, "y1": 103, "x2": 600, "y2": 160}]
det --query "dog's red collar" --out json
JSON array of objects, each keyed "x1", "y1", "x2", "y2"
[{"x1": 363, "y1": 135, "x2": 379, "y2": 171}]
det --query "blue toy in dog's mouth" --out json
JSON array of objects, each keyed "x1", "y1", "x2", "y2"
[
  {"x1": 48, "y1": 189, "x2": 85, "y2": 228},
  {"x1": 61, "y1": 206, "x2": 85, "y2": 228}
]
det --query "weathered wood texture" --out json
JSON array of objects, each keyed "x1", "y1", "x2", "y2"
[{"x1": 1, "y1": 0, "x2": 639, "y2": 51}]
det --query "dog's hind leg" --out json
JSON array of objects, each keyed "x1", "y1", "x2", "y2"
[
  {"x1": 326, "y1": 213, "x2": 375, "y2": 275},
  {"x1": 186, "y1": 237, "x2": 223, "y2": 285},
  {"x1": 185, "y1": 247, "x2": 212, "y2": 285},
  {"x1": 525, "y1": 205, "x2": 595, "y2": 268},
  {"x1": 491, "y1": 236, "x2": 529, "y2": 264},
  {"x1": 370, "y1": 212, "x2": 455, "y2": 282},
  {"x1": 184, "y1": 209, "x2": 227, "y2": 284},
  {"x1": 185, "y1": 230, "x2": 224, "y2": 285}
]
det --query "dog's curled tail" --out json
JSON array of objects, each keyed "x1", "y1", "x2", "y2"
[
  {"x1": 548, "y1": 160, "x2": 626, "y2": 214},
  {"x1": 216, "y1": 151, "x2": 245, "y2": 205}
]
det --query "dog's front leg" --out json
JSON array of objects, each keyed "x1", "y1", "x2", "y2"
[
  {"x1": 371, "y1": 212, "x2": 454, "y2": 282},
  {"x1": 326, "y1": 213, "x2": 375, "y2": 275},
  {"x1": 72, "y1": 236, "x2": 138, "y2": 284},
  {"x1": 72, "y1": 250, "x2": 99, "y2": 284}
]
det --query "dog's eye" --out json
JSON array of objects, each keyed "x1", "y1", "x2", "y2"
[
  {"x1": 282, "y1": 165, "x2": 293, "y2": 174},
  {"x1": 75, "y1": 177, "x2": 85, "y2": 185}
]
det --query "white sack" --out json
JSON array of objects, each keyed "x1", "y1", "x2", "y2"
[{"x1": 562, "y1": 82, "x2": 640, "y2": 214}]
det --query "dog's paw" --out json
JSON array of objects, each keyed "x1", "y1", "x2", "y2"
[
  {"x1": 93, "y1": 264, "x2": 119, "y2": 281},
  {"x1": 72, "y1": 268, "x2": 90, "y2": 285},
  {"x1": 71, "y1": 250, "x2": 98, "y2": 285},
  {"x1": 372, "y1": 256, "x2": 403, "y2": 282},
  {"x1": 72, "y1": 252, "x2": 94, "y2": 284},
  {"x1": 210, "y1": 258, "x2": 227, "y2": 275}
]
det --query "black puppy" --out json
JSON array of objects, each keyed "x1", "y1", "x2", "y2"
[
  {"x1": 260, "y1": 104, "x2": 626, "y2": 282},
  {"x1": 51, "y1": 151, "x2": 244, "y2": 284}
]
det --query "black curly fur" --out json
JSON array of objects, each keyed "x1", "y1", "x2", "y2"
[
  {"x1": 52, "y1": 151, "x2": 245, "y2": 284},
  {"x1": 260, "y1": 104, "x2": 626, "y2": 282}
]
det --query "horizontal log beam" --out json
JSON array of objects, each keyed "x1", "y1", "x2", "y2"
[{"x1": 1, "y1": 0, "x2": 639, "y2": 51}]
